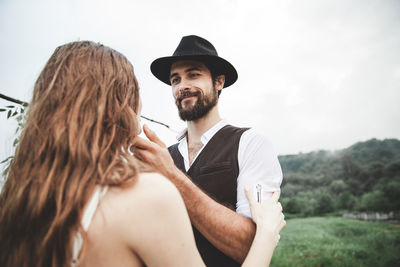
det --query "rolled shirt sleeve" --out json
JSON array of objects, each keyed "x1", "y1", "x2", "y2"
[{"x1": 236, "y1": 129, "x2": 283, "y2": 218}]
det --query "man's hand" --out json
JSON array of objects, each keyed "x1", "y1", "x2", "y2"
[{"x1": 133, "y1": 124, "x2": 178, "y2": 178}]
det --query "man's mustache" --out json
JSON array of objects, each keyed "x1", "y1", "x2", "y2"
[{"x1": 176, "y1": 91, "x2": 201, "y2": 103}]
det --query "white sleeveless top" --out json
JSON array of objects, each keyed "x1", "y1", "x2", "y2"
[{"x1": 71, "y1": 186, "x2": 108, "y2": 267}]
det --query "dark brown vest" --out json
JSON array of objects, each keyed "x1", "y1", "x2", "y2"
[{"x1": 168, "y1": 125, "x2": 249, "y2": 267}]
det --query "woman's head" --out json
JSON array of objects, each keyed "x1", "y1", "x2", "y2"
[
  {"x1": 27, "y1": 41, "x2": 141, "y2": 183},
  {"x1": 0, "y1": 41, "x2": 141, "y2": 267},
  {"x1": 33, "y1": 41, "x2": 140, "y2": 158}
]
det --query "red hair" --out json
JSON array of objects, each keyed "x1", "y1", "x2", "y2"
[{"x1": 0, "y1": 41, "x2": 141, "y2": 267}]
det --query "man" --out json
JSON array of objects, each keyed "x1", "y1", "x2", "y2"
[{"x1": 134, "y1": 35, "x2": 282, "y2": 266}]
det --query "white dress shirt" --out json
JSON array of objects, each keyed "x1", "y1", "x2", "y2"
[{"x1": 176, "y1": 120, "x2": 283, "y2": 218}]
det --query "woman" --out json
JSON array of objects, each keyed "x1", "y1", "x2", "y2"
[{"x1": 0, "y1": 41, "x2": 285, "y2": 267}]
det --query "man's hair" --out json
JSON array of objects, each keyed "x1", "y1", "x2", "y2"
[
  {"x1": 0, "y1": 41, "x2": 141, "y2": 267},
  {"x1": 203, "y1": 62, "x2": 224, "y2": 97}
]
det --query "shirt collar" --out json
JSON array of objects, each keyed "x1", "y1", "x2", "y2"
[{"x1": 176, "y1": 119, "x2": 228, "y2": 144}]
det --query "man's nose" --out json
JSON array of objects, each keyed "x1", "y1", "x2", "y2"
[{"x1": 178, "y1": 78, "x2": 191, "y2": 92}]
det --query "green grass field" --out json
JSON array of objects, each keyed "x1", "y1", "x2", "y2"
[{"x1": 270, "y1": 217, "x2": 400, "y2": 267}]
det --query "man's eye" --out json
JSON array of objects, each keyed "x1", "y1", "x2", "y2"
[
  {"x1": 189, "y1": 73, "x2": 199, "y2": 78},
  {"x1": 171, "y1": 77, "x2": 180, "y2": 84}
]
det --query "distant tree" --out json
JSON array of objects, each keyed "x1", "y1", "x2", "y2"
[
  {"x1": 337, "y1": 191, "x2": 357, "y2": 210},
  {"x1": 284, "y1": 197, "x2": 302, "y2": 214},
  {"x1": 383, "y1": 160, "x2": 400, "y2": 177},
  {"x1": 341, "y1": 153, "x2": 362, "y2": 180},
  {"x1": 382, "y1": 179, "x2": 400, "y2": 211},
  {"x1": 329, "y1": 179, "x2": 347, "y2": 194},
  {"x1": 301, "y1": 196, "x2": 318, "y2": 217},
  {"x1": 281, "y1": 183, "x2": 302, "y2": 198},
  {"x1": 359, "y1": 190, "x2": 390, "y2": 212},
  {"x1": 293, "y1": 191, "x2": 319, "y2": 216},
  {"x1": 368, "y1": 161, "x2": 385, "y2": 179},
  {"x1": 314, "y1": 190, "x2": 335, "y2": 215}
]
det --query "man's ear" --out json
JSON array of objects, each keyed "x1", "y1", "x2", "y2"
[{"x1": 215, "y1": 75, "x2": 225, "y2": 91}]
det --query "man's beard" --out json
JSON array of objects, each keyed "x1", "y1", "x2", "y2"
[{"x1": 176, "y1": 87, "x2": 218, "y2": 121}]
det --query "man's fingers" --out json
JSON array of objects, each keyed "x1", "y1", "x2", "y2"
[
  {"x1": 133, "y1": 147, "x2": 152, "y2": 163},
  {"x1": 132, "y1": 147, "x2": 144, "y2": 160},
  {"x1": 134, "y1": 136, "x2": 156, "y2": 150},
  {"x1": 132, "y1": 148, "x2": 142, "y2": 160},
  {"x1": 143, "y1": 124, "x2": 166, "y2": 147}
]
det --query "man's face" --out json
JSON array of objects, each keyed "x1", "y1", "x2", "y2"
[{"x1": 169, "y1": 60, "x2": 221, "y2": 121}]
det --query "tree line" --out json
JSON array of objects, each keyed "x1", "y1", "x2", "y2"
[{"x1": 279, "y1": 138, "x2": 400, "y2": 217}]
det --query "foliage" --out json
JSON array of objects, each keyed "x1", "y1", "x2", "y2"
[
  {"x1": 270, "y1": 217, "x2": 400, "y2": 267},
  {"x1": 358, "y1": 190, "x2": 390, "y2": 212},
  {"x1": 279, "y1": 138, "x2": 400, "y2": 216},
  {"x1": 0, "y1": 104, "x2": 26, "y2": 176}
]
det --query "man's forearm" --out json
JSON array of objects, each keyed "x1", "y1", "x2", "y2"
[{"x1": 168, "y1": 169, "x2": 256, "y2": 263}]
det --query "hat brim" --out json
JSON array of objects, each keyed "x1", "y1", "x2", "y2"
[{"x1": 150, "y1": 55, "x2": 238, "y2": 88}]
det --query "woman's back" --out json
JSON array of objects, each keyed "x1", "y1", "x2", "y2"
[{"x1": 78, "y1": 172, "x2": 203, "y2": 267}]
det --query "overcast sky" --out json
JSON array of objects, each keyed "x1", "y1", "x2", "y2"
[{"x1": 1, "y1": 0, "x2": 399, "y2": 168}]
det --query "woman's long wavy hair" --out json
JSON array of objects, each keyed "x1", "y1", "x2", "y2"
[{"x1": 0, "y1": 41, "x2": 141, "y2": 267}]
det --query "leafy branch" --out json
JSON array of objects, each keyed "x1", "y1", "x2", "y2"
[{"x1": 0, "y1": 104, "x2": 26, "y2": 177}]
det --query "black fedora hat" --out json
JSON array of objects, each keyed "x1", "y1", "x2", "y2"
[{"x1": 151, "y1": 35, "x2": 238, "y2": 88}]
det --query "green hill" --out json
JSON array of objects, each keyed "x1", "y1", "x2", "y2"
[{"x1": 278, "y1": 138, "x2": 400, "y2": 216}]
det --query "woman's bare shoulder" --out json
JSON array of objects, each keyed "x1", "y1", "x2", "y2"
[
  {"x1": 136, "y1": 172, "x2": 179, "y2": 192},
  {"x1": 101, "y1": 172, "x2": 184, "y2": 224},
  {"x1": 122, "y1": 172, "x2": 181, "y2": 203},
  {"x1": 90, "y1": 172, "x2": 202, "y2": 266}
]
